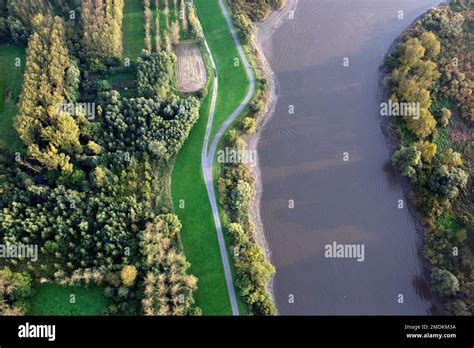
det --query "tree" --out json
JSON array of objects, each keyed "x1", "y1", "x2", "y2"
[
  {"x1": 144, "y1": 0, "x2": 152, "y2": 51},
  {"x1": 241, "y1": 117, "x2": 257, "y2": 134},
  {"x1": 163, "y1": 30, "x2": 172, "y2": 52},
  {"x1": 137, "y1": 51, "x2": 174, "y2": 97},
  {"x1": 171, "y1": 21, "x2": 180, "y2": 44},
  {"x1": 440, "y1": 108, "x2": 452, "y2": 127},
  {"x1": 65, "y1": 60, "x2": 81, "y2": 102},
  {"x1": 439, "y1": 11, "x2": 464, "y2": 38},
  {"x1": 234, "y1": 13, "x2": 253, "y2": 45},
  {"x1": 406, "y1": 108, "x2": 436, "y2": 139},
  {"x1": 431, "y1": 267, "x2": 459, "y2": 296},
  {"x1": 2, "y1": 0, "x2": 52, "y2": 44},
  {"x1": 92, "y1": 166, "x2": 107, "y2": 188},
  {"x1": 155, "y1": 0, "x2": 161, "y2": 51},
  {"x1": 188, "y1": 5, "x2": 203, "y2": 40},
  {"x1": 419, "y1": 31, "x2": 441, "y2": 58},
  {"x1": 446, "y1": 300, "x2": 471, "y2": 316},
  {"x1": 87, "y1": 141, "x2": 102, "y2": 155},
  {"x1": 231, "y1": 180, "x2": 254, "y2": 220},
  {"x1": 428, "y1": 165, "x2": 468, "y2": 199},
  {"x1": 413, "y1": 60, "x2": 440, "y2": 90},
  {"x1": 139, "y1": 216, "x2": 199, "y2": 316},
  {"x1": 414, "y1": 140, "x2": 437, "y2": 163},
  {"x1": 180, "y1": 0, "x2": 188, "y2": 33},
  {"x1": 120, "y1": 265, "x2": 138, "y2": 287},
  {"x1": 15, "y1": 14, "x2": 82, "y2": 173},
  {"x1": 81, "y1": 0, "x2": 124, "y2": 62},
  {"x1": 442, "y1": 148, "x2": 463, "y2": 167},
  {"x1": 391, "y1": 146, "x2": 422, "y2": 181},
  {"x1": 400, "y1": 38, "x2": 425, "y2": 68},
  {"x1": 0, "y1": 268, "x2": 33, "y2": 315},
  {"x1": 164, "y1": 0, "x2": 170, "y2": 28}
]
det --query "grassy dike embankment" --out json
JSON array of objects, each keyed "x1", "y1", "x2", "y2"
[
  {"x1": 209, "y1": 0, "x2": 284, "y2": 315},
  {"x1": 171, "y1": 0, "x2": 250, "y2": 315}
]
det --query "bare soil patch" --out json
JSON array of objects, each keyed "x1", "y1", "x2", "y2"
[{"x1": 176, "y1": 43, "x2": 207, "y2": 93}]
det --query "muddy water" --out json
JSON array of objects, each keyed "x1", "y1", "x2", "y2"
[{"x1": 257, "y1": 0, "x2": 441, "y2": 314}]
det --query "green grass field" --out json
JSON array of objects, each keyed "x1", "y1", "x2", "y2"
[
  {"x1": 194, "y1": 0, "x2": 249, "y2": 141},
  {"x1": 172, "y1": 82, "x2": 233, "y2": 315},
  {"x1": 0, "y1": 44, "x2": 25, "y2": 150},
  {"x1": 28, "y1": 283, "x2": 108, "y2": 315},
  {"x1": 123, "y1": 0, "x2": 146, "y2": 61}
]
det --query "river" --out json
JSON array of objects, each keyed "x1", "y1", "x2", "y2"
[{"x1": 256, "y1": 0, "x2": 442, "y2": 315}]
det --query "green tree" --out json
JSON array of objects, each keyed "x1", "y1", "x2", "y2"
[
  {"x1": 428, "y1": 165, "x2": 468, "y2": 199},
  {"x1": 391, "y1": 146, "x2": 422, "y2": 181},
  {"x1": 431, "y1": 267, "x2": 459, "y2": 296}
]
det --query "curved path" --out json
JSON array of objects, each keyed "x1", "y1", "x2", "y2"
[{"x1": 200, "y1": 0, "x2": 256, "y2": 316}]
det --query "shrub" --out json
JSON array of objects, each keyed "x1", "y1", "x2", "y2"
[{"x1": 241, "y1": 117, "x2": 257, "y2": 134}]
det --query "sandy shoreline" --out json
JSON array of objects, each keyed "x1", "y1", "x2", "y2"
[{"x1": 246, "y1": 0, "x2": 299, "y2": 308}]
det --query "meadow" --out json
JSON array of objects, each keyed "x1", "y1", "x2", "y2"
[
  {"x1": 0, "y1": 44, "x2": 25, "y2": 150},
  {"x1": 28, "y1": 283, "x2": 108, "y2": 315}
]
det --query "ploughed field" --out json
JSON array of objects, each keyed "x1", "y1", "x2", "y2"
[{"x1": 176, "y1": 43, "x2": 207, "y2": 92}]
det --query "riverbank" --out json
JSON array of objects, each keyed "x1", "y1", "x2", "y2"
[
  {"x1": 380, "y1": 1, "x2": 473, "y2": 315},
  {"x1": 379, "y1": 49, "x2": 444, "y2": 315},
  {"x1": 247, "y1": 0, "x2": 299, "y2": 305}
]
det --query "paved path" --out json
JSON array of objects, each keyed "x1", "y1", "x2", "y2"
[{"x1": 200, "y1": 0, "x2": 256, "y2": 316}]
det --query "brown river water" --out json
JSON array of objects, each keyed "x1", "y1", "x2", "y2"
[{"x1": 257, "y1": 0, "x2": 442, "y2": 315}]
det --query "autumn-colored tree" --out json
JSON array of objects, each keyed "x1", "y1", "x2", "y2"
[
  {"x1": 399, "y1": 38, "x2": 425, "y2": 68},
  {"x1": 241, "y1": 117, "x2": 256, "y2": 134},
  {"x1": 81, "y1": 0, "x2": 124, "y2": 62},
  {"x1": 414, "y1": 140, "x2": 437, "y2": 163},
  {"x1": 439, "y1": 108, "x2": 452, "y2": 127},
  {"x1": 163, "y1": 30, "x2": 171, "y2": 52},
  {"x1": 155, "y1": 0, "x2": 161, "y2": 51},
  {"x1": 164, "y1": 0, "x2": 170, "y2": 28},
  {"x1": 140, "y1": 216, "x2": 199, "y2": 316},
  {"x1": 405, "y1": 108, "x2": 437, "y2": 139},
  {"x1": 419, "y1": 31, "x2": 441, "y2": 58},
  {"x1": 171, "y1": 21, "x2": 180, "y2": 44},
  {"x1": 442, "y1": 148, "x2": 463, "y2": 167},
  {"x1": 16, "y1": 14, "x2": 81, "y2": 173},
  {"x1": 1, "y1": 0, "x2": 52, "y2": 44},
  {"x1": 413, "y1": 60, "x2": 440, "y2": 90},
  {"x1": 173, "y1": 0, "x2": 178, "y2": 20},
  {"x1": 180, "y1": 0, "x2": 188, "y2": 33},
  {"x1": 188, "y1": 4, "x2": 203, "y2": 39},
  {"x1": 121, "y1": 265, "x2": 138, "y2": 287},
  {"x1": 144, "y1": 0, "x2": 152, "y2": 51}
]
